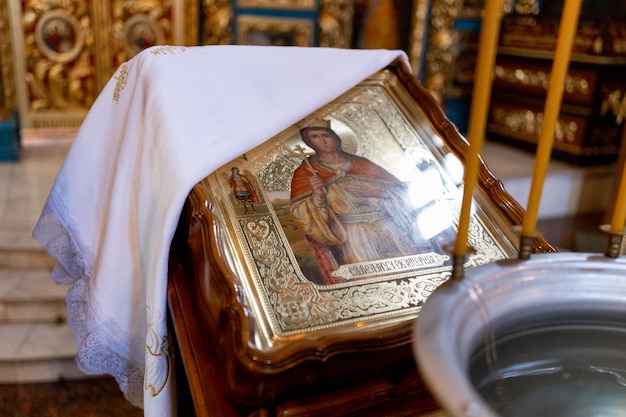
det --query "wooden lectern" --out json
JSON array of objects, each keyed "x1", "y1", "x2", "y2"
[{"x1": 167, "y1": 59, "x2": 554, "y2": 416}]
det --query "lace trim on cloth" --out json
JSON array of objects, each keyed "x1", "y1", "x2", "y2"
[
  {"x1": 69, "y1": 280, "x2": 146, "y2": 407},
  {"x1": 33, "y1": 189, "x2": 94, "y2": 285},
  {"x1": 32, "y1": 189, "x2": 146, "y2": 408}
]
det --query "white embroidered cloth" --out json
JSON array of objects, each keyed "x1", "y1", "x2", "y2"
[{"x1": 33, "y1": 45, "x2": 407, "y2": 416}]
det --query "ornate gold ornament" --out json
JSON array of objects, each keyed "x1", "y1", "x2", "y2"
[
  {"x1": 201, "y1": 0, "x2": 233, "y2": 44},
  {"x1": 0, "y1": 0, "x2": 16, "y2": 117},
  {"x1": 318, "y1": 0, "x2": 354, "y2": 48},
  {"x1": 7, "y1": 0, "x2": 193, "y2": 129},
  {"x1": 494, "y1": 64, "x2": 590, "y2": 96},
  {"x1": 237, "y1": 15, "x2": 314, "y2": 46},
  {"x1": 411, "y1": 0, "x2": 541, "y2": 103},
  {"x1": 601, "y1": 88, "x2": 626, "y2": 125},
  {"x1": 511, "y1": 0, "x2": 540, "y2": 14},
  {"x1": 407, "y1": 0, "x2": 430, "y2": 76},
  {"x1": 491, "y1": 105, "x2": 579, "y2": 143},
  {"x1": 421, "y1": 0, "x2": 462, "y2": 103},
  {"x1": 237, "y1": 0, "x2": 315, "y2": 9},
  {"x1": 35, "y1": 8, "x2": 85, "y2": 63},
  {"x1": 201, "y1": 0, "x2": 353, "y2": 48},
  {"x1": 21, "y1": 0, "x2": 94, "y2": 127},
  {"x1": 111, "y1": 0, "x2": 172, "y2": 66}
]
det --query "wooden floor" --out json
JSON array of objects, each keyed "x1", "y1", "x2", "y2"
[
  {"x1": 0, "y1": 134, "x2": 142, "y2": 416},
  {"x1": 0, "y1": 377, "x2": 142, "y2": 417}
]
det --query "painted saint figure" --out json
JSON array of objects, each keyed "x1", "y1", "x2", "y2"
[
  {"x1": 290, "y1": 119, "x2": 425, "y2": 284},
  {"x1": 230, "y1": 167, "x2": 260, "y2": 213}
]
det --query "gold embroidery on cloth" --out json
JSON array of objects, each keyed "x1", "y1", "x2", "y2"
[
  {"x1": 112, "y1": 64, "x2": 129, "y2": 102},
  {"x1": 149, "y1": 45, "x2": 187, "y2": 55},
  {"x1": 144, "y1": 307, "x2": 171, "y2": 397}
]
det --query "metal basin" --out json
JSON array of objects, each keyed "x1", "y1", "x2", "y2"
[{"x1": 413, "y1": 252, "x2": 626, "y2": 417}]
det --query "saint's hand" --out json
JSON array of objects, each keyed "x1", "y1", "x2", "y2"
[{"x1": 310, "y1": 175, "x2": 326, "y2": 197}]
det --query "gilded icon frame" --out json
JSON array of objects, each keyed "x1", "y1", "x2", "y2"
[
  {"x1": 35, "y1": 8, "x2": 85, "y2": 64},
  {"x1": 236, "y1": 0, "x2": 316, "y2": 10},
  {"x1": 186, "y1": 60, "x2": 527, "y2": 347},
  {"x1": 236, "y1": 14, "x2": 314, "y2": 46},
  {"x1": 122, "y1": 14, "x2": 165, "y2": 59},
  {"x1": 168, "y1": 58, "x2": 555, "y2": 412}
]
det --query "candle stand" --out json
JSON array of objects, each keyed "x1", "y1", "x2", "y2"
[
  {"x1": 411, "y1": 0, "x2": 626, "y2": 415},
  {"x1": 600, "y1": 225, "x2": 626, "y2": 259}
]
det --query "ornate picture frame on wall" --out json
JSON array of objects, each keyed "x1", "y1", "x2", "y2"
[
  {"x1": 407, "y1": 0, "x2": 541, "y2": 130},
  {"x1": 201, "y1": 0, "x2": 354, "y2": 48},
  {"x1": 122, "y1": 14, "x2": 164, "y2": 58},
  {"x1": 167, "y1": 58, "x2": 547, "y2": 416},
  {"x1": 35, "y1": 8, "x2": 85, "y2": 64},
  {"x1": 236, "y1": 0, "x2": 316, "y2": 10},
  {"x1": 0, "y1": 0, "x2": 15, "y2": 119},
  {"x1": 236, "y1": 14, "x2": 314, "y2": 46},
  {"x1": 6, "y1": 0, "x2": 196, "y2": 130}
]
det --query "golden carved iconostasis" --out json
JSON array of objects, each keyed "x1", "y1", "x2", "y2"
[
  {"x1": 1, "y1": 0, "x2": 477, "y2": 134},
  {"x1": 0, "y1": 0, "x2": 514, "y2": 129},
  {"x1": 2, "y1": 0, "x2": 625, "y2": 166},
  {"x1": 3, "y1": 0, "x2": 198, "y2": 130},
  {"x1": 0, "y1": 0, "x2": 354, "y2": 131}
]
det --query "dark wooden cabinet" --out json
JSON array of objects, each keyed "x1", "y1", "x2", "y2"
[{"x1": 487, "y1": 15, "x2": 626, "y2": 165}]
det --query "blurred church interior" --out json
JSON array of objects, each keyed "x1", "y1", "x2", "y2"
[{"x1": 0, "y1": 0, "x2": 625, "y2": 415}]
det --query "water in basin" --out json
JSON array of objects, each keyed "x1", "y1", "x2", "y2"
[{"x1": 469, "y1": 322, "x2": 626, "y2": 417}]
